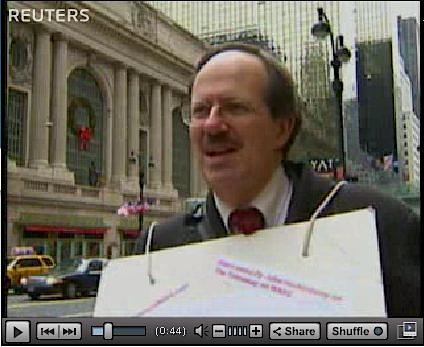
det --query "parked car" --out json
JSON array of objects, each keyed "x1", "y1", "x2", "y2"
[
  {"x1": 7, "y1": 255, "x2": 55, "y2": 293},
  {"x1": 23, "y1": 258, "x2": 108, "y2": 300}
]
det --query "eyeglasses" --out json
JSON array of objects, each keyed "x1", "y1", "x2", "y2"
[{"x1": 190, "y1": 101, "x2": 256, "y2": 123}]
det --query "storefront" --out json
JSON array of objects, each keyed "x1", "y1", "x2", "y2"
[
  {"x1": 16, "y1": 213, "x2": 109, "y2": 265},
  {"x1": 120, "y1": 230, "x2": 140, "y2": 256},
  {"x1": 117, "y1": 217, "x2": 142, "y2": 257}
]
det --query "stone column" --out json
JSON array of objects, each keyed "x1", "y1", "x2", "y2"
[
  {"x1": 162, "y1": 86, "x2": 174, "y2": 191},
  {"x1": 149, "y1": 82, "x2": 162, "y2": 189},
  {"x1": 51, "y1": 33, "x2": 67, "y2": 169},
  {"x1": 111, "y1": 64, "x2": 127, "y2": 185},
  {"x1": 127, "y1": 70, "x2": 140, "y2": 181},
  {"x1": 29, "y1": 26, "x2": 51, "y2": 168}
]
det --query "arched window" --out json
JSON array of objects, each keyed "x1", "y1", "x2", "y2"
[{"x1": 67, "y1": 68, "x2": 104, "y2": 186}]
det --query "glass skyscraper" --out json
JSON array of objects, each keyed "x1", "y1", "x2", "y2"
[
  {"x1": 397, "y1": 16, "x2": 420, "y2": 119},
  {"x1": 146, "y1": 1, "x2": 393, "y2": 166}
]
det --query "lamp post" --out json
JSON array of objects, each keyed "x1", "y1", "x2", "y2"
[
  {"x1": 311, "y1": 8, "x2": 351, "y2": 179},
  {"x1": 129, "y1": 151, "x2": 145, "y2": 234},
  {"x1": 139, "y1": 166, "x2": 144, "y2": 234}
]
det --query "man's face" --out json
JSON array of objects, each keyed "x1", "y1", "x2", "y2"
[{"x1": 190, "y1": 51, "x2": 293, "y2": 205}]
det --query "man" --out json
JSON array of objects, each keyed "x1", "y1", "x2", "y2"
[
  {"x1": 136, "y1": 44, "x2": 420, "y2": 317},
  {"x1": 89, "y1": 160, "x2": 98, "y2": 187}
]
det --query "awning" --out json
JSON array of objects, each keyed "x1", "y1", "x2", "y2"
[
  {"x1": 24, "y1": 225, "x2": 107, "y2": 235},
  {"x1": 121, "y1": 230, "x2": 141, "y2": 238},
  {"x1": 18, "y1": 213, "x2": 108, "y2": 229}
]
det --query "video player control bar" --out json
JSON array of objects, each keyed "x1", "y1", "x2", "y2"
[{"x1": 2, "y1": 318, "x2": 422, "y2": 345}]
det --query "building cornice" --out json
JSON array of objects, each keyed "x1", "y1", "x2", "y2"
[{"x1": 8, "y1": 1, "x2": 207, "y2": 93}]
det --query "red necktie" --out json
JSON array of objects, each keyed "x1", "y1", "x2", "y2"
[{"x1": 228, "y1": 207, "x2": 265, "y2": 235}]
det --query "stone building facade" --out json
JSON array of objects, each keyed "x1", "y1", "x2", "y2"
[{"x1": 6, "y1": 1, "x2": 207, "y2": 263}]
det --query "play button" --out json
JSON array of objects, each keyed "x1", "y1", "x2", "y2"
[
  {"x1": 6, "y1": 321, "x2": 30, "y2": 343},
  {"x1": 14, "y1": 326, "x2": 23, "y2": 338}
]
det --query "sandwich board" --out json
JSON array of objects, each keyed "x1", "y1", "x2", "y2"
[{"x1": 94, "y1": 208, "x2": 386, "y2": 317}]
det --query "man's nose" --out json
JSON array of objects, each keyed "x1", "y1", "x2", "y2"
[{"x1": 202, "y1": 105, "x2": 228, "y2": 134}]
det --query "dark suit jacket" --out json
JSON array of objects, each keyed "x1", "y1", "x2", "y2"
[{"x1": 135, "y1": 161, "x2": 421, "y2": 317}]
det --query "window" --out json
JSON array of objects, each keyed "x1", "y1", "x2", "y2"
[
  {"x1": 17, "y1": 258, "x2": 42, "y2": 267},
  {"x1": 23, "y1": 231, "x2": 45, "y2": 239},
  {"x1": 7, "y1": 88, "x2": 27, "y2": 166},
  {"x1": 74, "y1": 241, "x2": 83, "y2": 257},
  {"x1": 41, "y1": 257, "x2": 54, "y2": 267},
  {"x1": 67, "y1": 68, "x2": 104, "y2": 186},
  {"x1": 10, "y1": 37, "x2": 28, "y2": 69},
  {"x1": 86, "y1": 242, "x2": 101, "y2": 257},
  {"x1": 88, "y1": 260, "x2": 103, "y2": 271}
]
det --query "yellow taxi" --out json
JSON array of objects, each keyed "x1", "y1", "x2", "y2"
[{"x1": 7, "y1": 255, "x2": 55, "y2": 293}]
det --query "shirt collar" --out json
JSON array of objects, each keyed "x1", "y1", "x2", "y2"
[{"x1": 214, "y1": 165, "x2": 291, "y2": 231}]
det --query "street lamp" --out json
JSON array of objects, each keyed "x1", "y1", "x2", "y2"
[
  {"x1": 139, "y1": 166, "x2": 144, "y2": 234},
  {"x1": 129, "y1": 151, "x2": 145, "y2": 234},
  {"x1": 311, "y1": 8, "x2": 351, "y2": 179}
]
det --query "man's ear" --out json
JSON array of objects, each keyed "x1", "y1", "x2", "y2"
[{"x1": 274, "y1": 117, "x2": 295, "y2": 150}]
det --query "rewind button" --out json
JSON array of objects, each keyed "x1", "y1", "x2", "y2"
[{"x1": 37, "y1": 323, "x2": 59, "y2": 340}]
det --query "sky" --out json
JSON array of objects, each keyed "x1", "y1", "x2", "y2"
[{"x1": 388, "y1": 1, "x2": 420, "y2": 20}]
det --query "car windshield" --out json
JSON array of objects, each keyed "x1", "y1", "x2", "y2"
[{"x1": 51, "y1": 258, "x2": 86, "y2": 275}]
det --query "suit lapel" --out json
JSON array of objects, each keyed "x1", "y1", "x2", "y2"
[
  {"x1": 202, "y1": 193, "x2": 228, "y2": 238},
  {"x1": 284, "y1": 161, "x2": 334, "y2": 224}
]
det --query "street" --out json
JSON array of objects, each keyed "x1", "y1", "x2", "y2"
[{"x1": 7, "y1": 294, "x2": 96, "y2": 318}]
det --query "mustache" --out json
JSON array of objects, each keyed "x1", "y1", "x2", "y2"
[{"x1": 201, "y1": 133, "x2": 241, "y2": 149}]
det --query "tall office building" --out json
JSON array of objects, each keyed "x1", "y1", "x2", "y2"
[
  {"x1": 356, "y1": 40, "x2": 396, "y2": 160},
  {"x1": 147, "y1": 2, "x2": 345, "y2": 80},
  {"x1": 353, "y1": 1, "x2": 402, "y2": 178},
  {"x1": 397, "y1": 16, "x2": 420, "y2": 119},
  {"x1": 147, "y1": 1, "x2": 362, "y2": 163},
  {"x1": 393, "y1": 55, "x2": 420, "y2": 187},
  {"x1": 354, "y1": 1, "x2": 391, "y2": 42},
  {"x1": 400, "y1": 112, "x2": 420, "y2": 187},
  {"x1": 148, "y1": 2, "x2": 407, "y2": 176},
  {"x1": 148, "y1": 1, "x2": 396, "y2": 157}
]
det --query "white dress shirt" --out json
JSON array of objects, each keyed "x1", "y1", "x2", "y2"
[{"x1": 214, "y1": 165, "x2": 293, "y2": 233}]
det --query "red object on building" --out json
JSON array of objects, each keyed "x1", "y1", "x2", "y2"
[
  {"x1": 122, "y1": 230, "x2": 140, "y2": 238},
  {"x1": 77, "y1": 126, "x2": 92, "y2": 151},
  {"x1": 117, "y1": 202, "x2": 149, "y2": 216}
]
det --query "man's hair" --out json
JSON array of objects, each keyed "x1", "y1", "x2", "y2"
[{"x1": 191, "y1": 43, "x2": 302, "y2": 158}]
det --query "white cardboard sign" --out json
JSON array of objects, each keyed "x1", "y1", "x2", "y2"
[{"x1": 94, "y1": 208, "x2": 386, "y2": 317}]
